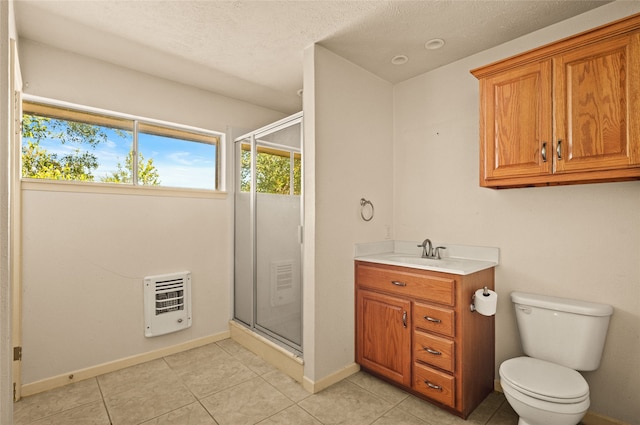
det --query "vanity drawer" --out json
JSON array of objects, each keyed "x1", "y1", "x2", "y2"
[
  {"x1": 356, "y1": 263, "x2": 455, "y2": 306},
  {"x1": 413, "y1": 303, "x2": 455, "y2": 337},
  {"x1": 414, "y1": 330, "x2": 454, "y2": 372},
  {"x1": 413, "y1": 363, "x2": 455, "y2": 408}
]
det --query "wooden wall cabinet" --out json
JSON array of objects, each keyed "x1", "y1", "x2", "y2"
[
  {"x1": 472, "y1": 13, "x2": 640, "y2": 188},
  {"x1": 355, "y1": 261, "x2": 495, "y2": 419}
]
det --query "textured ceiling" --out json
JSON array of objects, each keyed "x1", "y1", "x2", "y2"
[{"x1": 14, "y1": 0, "x2": 611, "y2": 114}]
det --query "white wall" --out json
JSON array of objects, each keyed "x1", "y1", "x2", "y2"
[
  {"x1": 393, "y1": 3, "x2": 640, "y2": 423},
  {"x1": 19, "y1": 39, "x2": 284, "y2": 133},
  {"x1": 303, "y1": 45, "x2": 394, "y2": 384},
  {"x1": 18, "y1": 39, "x2": 285, "y2": 385}
]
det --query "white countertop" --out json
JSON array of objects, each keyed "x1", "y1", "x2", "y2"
[{"x1": 354, "y1": 240, "x2": 499, "y2": 275}]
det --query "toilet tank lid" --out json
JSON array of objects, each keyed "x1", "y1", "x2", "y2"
[{"x1": 511, "y1": 291, "x2": 613, "y2": 317}]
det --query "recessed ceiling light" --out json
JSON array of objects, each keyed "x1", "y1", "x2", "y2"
[
  {"x1": 391, "y1": 55, "x2": 409, "y2": 65},
  {"x1": 425, "y1": 38, "x2": 445, "y2": 50}
]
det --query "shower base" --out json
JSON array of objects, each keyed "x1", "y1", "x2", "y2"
[{"x1": 229, "y1": 320, "x2": 303, "y2": 384}]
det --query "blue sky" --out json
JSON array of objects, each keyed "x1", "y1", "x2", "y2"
[
  {"x1": 25, "y1": 121, "x2": 217, "y2": 190},
  {"x1": 137, "y1": 132, "x2": 217, "y2": 190}
]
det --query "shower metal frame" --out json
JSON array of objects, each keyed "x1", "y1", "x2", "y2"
[{"x1": 233, "y1": 112, "x2": 304, "y2": 355}]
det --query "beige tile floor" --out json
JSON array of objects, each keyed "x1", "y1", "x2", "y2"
[{"x1": 13, "y1": 338, "x2": 519, "y2": 425}]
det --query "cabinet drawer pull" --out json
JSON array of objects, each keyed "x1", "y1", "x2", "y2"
[
  {"x1": 424, "y1": 316, "x2": 441, "y2": 323},
  {"x1": 423, "y1": 346, "x2": 442, "y2": 356},
  {"x1": 402, "y1": 311, "x2": 407, "y2": 328},
  {"x1": 391, "y1": 280, "x2": 407, "y2": 287},
  {"x1": 425, "y1": 380, "x2": 443, "y2": 391},
  {"x1": 557, "y1": 140, "x2": 562, "y2": 160},
  {"x1": 541, "y1": 142, "x2": 547, "y2": 162}
]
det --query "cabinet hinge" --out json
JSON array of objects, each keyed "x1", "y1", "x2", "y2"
[
  {"x1": 13, "y1": 382, "x2": 17, "y2": 402},
  {"x1": 13, "y1": 346, "x2": 22, "y2": 361}
]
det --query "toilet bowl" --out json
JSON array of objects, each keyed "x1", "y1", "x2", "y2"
[{"x1": 500, "y1": 357, "x2": 590, "y2": 425}]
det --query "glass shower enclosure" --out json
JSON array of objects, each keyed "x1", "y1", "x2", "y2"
[{"x1": 234, "y1": 112, "x2": 303, "y2": 354}]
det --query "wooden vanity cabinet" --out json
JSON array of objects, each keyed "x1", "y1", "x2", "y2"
[
  {"x1": 355, "y1": 261, "x2": 495, "y2": 419},
  {"x1": 472, "y1": 13, "x2": 640, "y2": 188}
]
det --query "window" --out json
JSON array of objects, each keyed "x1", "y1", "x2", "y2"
[
  {"x1": 21, "y1": 100, "x2": 220, "y2": 190},
  {"x1": 240, "y1": 143, "x2": 301, "y2": 195},
  {"x1": 138, "y1": 123, "x2": 218, "y2": 190}
]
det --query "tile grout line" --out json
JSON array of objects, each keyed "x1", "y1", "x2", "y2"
[
  {"x1": 293, "y1": 396, "x2": 326, "y2": 425},
  {"x1": 195, "y1": 399, "x2": 221, "y2": 425},
  {"x1": 345, "y1": 374, "x2": 415, "y2": 425},
  {"x1": 336, "y1": 377, "x2": 409, "y2": 425},
  {"x1": 481, "y1": 397, "x2": 505, "y2": 425},
  {"x1": 245, "y1": 356, "x2": 320, "y2": 424},
  {"x1": 484, "y1": 396, "x2": 520, "y2": 425},
  {"x1": 95, "y1": 376, "x2": 114, "y2": 425},
  {"x1": 17, "y1": 378, "x2": 112, "y2": 425},
  {"x1": 156, "y1": 355, "x2": 220, "y2": 425}
]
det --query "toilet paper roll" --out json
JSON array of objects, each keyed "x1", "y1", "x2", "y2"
[{"x1": 474, "y1": 288, "x2": 498, "y2": 316}]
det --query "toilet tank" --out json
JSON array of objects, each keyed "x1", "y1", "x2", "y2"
[{"x1": 511, "y1": 291, "x2": 613, "y2": 371}]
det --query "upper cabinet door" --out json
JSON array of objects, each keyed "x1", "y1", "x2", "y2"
[
  {"x1": 554, "y1": 34, "x2": 640, "y2": 173},
  {"x1": 480, "y1": 60, "x2": 552, "y2": 185}
]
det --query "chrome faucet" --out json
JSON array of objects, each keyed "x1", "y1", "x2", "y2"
[
  {"x1": 418, "y1": 239, "x2": 433, "y2": 258},
  {"x1": 417, "y1": 239, "x2": 447, "y2": 259},
  {"x1": 433, "y1": 246, "x2": 446, "y2": 259}
]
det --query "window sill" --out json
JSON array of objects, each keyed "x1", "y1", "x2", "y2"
[{"x1": 21, "y1": 178, "x2": 228, "y2": 199}]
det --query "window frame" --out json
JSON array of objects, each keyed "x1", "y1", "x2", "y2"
[{"x1": 21, "y1": 95, "x2": 225, "y2": 197}]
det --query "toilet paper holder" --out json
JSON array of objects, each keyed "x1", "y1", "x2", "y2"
[{"x1": 470, "y1": 286, "x2": 490, "y2": 313}]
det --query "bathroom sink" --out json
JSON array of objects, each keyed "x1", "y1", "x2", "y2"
[
  {"x1": 385, "y1": 255, "x2": 458, "y2": 267},
  {"x1": 354, "y1": 241, "x2": 499, "y2": 275},
  {"x1": 355, "y1": 252, "x2": 497, "y2": 275}
]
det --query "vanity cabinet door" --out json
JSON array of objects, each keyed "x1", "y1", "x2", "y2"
[{"x1": 356, "y1": 290, "x2": 411, "y2": 387}]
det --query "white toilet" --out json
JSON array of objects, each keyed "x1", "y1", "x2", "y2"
[{"x1": 500, "y1": 291, "x2": 613, "y2": 425}]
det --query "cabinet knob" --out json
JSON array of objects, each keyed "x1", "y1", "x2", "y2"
[
  {"x1": 541, "y1": 142, "x2": 547, "y2": 162},
  {"x1": 402, "y1": 311, "x2": 407, "y2": 328},
  {"x1": 391, "y1": 280, "x2": 407, "y2": 287}
]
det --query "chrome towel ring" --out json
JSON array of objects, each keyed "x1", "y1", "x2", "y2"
[{"x1": 360, "y1": 198, "x2": 374, "y2": 222}]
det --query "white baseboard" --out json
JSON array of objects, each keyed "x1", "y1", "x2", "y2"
[
  {"x1": 494, "y1": 379, "x2": 630, "y2": 425},
  {"x1": 21, "y1": 331, "x2": 229, "y2": 397},
  {"x1": 582, "y1": 412, "x2": 631, "y2": 425},
  {"x1": 302, "y1": 363, "x2": 360, "y2": 394},
  {"x1": 229, "y1": 320, "x2": 360, "y2": 395}
]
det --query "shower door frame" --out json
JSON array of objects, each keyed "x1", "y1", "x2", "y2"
[{"x1": 233, "y1": 112, "x2": 304, "y2": 355}]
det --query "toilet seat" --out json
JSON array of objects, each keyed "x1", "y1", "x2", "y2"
[
  {"x1": 500, "y1": 357, "x2": 589, "y2": 404},
  {"x1": 501, "y1": 376, "x2": 590, "y2": 417}
]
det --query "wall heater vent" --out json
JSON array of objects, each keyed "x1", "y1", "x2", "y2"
[
  {"x1": 271, "y1": 261, "x2": 295, "y2": 307},
  {"x1": 144, "y1": 271, "x2": 192, "y2": 337}
]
